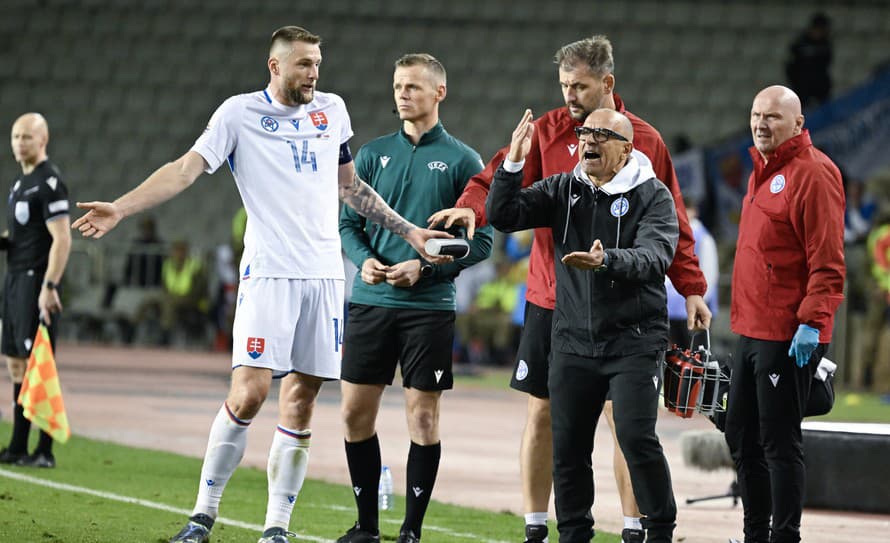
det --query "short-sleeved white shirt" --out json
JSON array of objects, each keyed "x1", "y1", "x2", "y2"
[{"x1": 192, "y1": 88, "x2": 353, "y2": 279}]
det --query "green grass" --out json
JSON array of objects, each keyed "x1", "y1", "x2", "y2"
[
  {"x1": 456, "y1": 368, "x2": 890, "y2": 424},
  {"x1": 0, "y1": 422, "x2": 620, "y2": 542},
  {"x1": 811, "y1": 390, "x2": 890, "y2": 423}
]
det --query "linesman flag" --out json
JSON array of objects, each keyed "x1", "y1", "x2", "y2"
[{"x1": 17, "y1": 324, "x2": 70, "y2": 443}]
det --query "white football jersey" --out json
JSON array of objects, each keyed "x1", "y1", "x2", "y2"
[{"x1": 192, "y1": 88, "x2": 353, "y2": 280}]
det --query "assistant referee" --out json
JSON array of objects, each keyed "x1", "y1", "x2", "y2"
[{"x1": 0, "y1": 113, "x2": 71, "y2": 468}]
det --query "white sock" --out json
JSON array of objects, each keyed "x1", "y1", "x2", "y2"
[
  {"x1": 193, "y1": 403, "x2": 251, "y2": 519},
  {"x1": 624, "y1": 516, "x2": 643, "y2": 530},
  {"x1": 264, "y1": 426, "x2": 311, "y2": 530},
  {"x1": 525, "y1": 512, "x2": 549, "y2": 542}
]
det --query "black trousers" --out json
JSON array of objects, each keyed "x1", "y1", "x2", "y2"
[
  {"x1": 724, "y1": 336, "x2": 825, "y2": 543},
  {"x1": 550, "y1": 350, "x2": 676, "y2": 543}
]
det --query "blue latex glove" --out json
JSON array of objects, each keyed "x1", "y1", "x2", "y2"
[{"x1": 788, "y1": 324, "x2": 819, "y2": 368}]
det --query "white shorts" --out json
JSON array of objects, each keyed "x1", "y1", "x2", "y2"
[{"x1": 232, "y1": 277, "x2": 344, "y2": 379}]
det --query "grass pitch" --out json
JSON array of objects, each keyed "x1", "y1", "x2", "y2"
[{"x1": 0, "y1": 421, "x2": 611, "y2": 542}]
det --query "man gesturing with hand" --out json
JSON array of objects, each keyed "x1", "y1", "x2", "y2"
[{"x1": 487, "y1": 107, "x2": 679, "y2": 543}]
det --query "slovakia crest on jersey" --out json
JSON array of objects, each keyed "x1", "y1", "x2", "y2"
[
  {"x1": 247, "y1": 337, "x2": 265, "y2": 359},
  {"x1": 310, "y1": 112, "x2": 328, "y2": 131},
  {"x1": 770, "y1": 174, "x2": 786, "y2": 194}
]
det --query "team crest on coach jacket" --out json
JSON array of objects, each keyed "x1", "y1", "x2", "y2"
[{"x1": 488, "y1": 154, "x2": 678, "y2": 358}]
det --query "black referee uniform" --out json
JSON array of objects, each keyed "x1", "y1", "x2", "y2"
[{"x1": 1, "y1": 159, "x2": 69, "y2": 460}]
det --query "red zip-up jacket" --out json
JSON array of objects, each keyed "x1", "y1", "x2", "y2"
[
  {"x1": 456, "y1": 95, "x2": 706, "y2": 310},
  {"x1": 730, "y1": 130, "x2": 845, "y2": 342}
]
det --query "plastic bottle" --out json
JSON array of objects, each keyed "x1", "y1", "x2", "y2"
[{"x1": 378, "y1": 465, "x2": 394, "y2": 511}]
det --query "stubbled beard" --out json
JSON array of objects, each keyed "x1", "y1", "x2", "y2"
[{"x1": 287, "y1": 87, "x2": 313, "y2": 105}]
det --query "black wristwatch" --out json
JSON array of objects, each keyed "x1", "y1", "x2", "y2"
[
  {"x1": 44, "y1": 280, "x2": 57, "y2": 290},
  {"x1": 420, "y1": 263, "x2": 434, "y2": 278}
]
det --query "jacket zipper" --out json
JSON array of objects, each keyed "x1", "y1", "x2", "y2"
[{"x1": 588, "y1": 192, "x2": 599, "y2": 346}]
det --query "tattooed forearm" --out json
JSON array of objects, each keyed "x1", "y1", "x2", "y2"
[{"x1": 339, "y1": 172, "x2": 415, "y2": 237}]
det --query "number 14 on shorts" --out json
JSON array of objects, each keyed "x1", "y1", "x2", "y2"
[{"x1": 332, "y1": 317, "x2": 344, "y2": 352}]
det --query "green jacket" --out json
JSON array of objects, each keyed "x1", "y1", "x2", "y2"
[{"x1": 340, "y1": 122, "x2": 493, "y2": 310}]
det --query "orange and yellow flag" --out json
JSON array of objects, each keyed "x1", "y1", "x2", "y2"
[{"x1": 16, "y1": 324, "x2": 70, "y2": 443}]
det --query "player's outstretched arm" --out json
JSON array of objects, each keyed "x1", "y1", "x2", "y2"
[
  {"x1": 72, "y1": 151, "x2": 207, "y2": 238},
  {"x1": 338, "y1": 162, "x2": 452, "y2": 263}
]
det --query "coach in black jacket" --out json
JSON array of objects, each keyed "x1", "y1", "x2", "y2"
[{"x1": 487, "y1": 108, "x2": 678, "y2": 543}]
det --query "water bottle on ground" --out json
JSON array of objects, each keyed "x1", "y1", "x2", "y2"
[{"x1": 378, "y1": 465, "x2": 394, "y2": 511}]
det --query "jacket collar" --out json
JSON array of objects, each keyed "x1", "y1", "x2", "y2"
[
  {"x1": 572, "y1": 150, "x2": 656, "y2": 195},
  {"x1": 749, "y1": 130, "x2": 813, "y2": 180},
  {"x1": 399, "y1": 121, "x2": 445, "y2": 145}
]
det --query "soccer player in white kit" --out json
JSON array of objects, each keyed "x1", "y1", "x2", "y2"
[{"x1": 71, "y1": 26, "x2": 451, "y2": 543}]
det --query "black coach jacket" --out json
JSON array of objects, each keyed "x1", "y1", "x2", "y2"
[{"x1": 487, "y1": 153, "x2": 678, "y2": 358}]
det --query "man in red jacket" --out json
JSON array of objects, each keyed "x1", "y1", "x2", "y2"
[
  {"x1": 725, "y1": 85, "x2": 845, "y2": 543},
  {"x1": 429, "y1": 35, "x2": 709, "y2": 543}
]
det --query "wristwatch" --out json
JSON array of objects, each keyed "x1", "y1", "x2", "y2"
[
  {"x1": 44, "y1": 280, "x2": 57, "y2": 290},
  {"x1": 420, "y1": 263, "x2": 434, "y2": 278}
]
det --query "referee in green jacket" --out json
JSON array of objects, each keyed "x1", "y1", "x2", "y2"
[{"x1": 336, "y1": 53, "x2": 493, "y2": 543}]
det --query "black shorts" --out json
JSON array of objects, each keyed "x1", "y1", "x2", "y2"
[
  {"x1": 341, "y1": 303, "x2": 455, "y2": 391},
  {"x1": 1, "y1": 270, "x2": 55, "y2": 358},
  {"x1": 510, "y1": 301, "x2": 552, "y2": 398}
]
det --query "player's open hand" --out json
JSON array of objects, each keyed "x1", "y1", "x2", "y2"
[
  {"x1": 405, "y1": 227, "x2": 453, "y2": 264},
  {"x1": 71, "y1": 201, "x2": 123, "y2": 239},
  {"x1": 427, "y1": 207, "x2": 477, "y2": 239},
  {"x1": 562, "y1": 239, "x2": 605, "y2": 270},
  {"x1": 507, "y1": 109, "x2": 535, "y2": 163}
]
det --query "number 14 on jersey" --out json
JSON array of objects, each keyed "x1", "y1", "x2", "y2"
[{"x1": 287, "y1": 139, "x2": 318, "y2": 173}]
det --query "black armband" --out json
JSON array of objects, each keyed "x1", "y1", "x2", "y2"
[{"x1": 338, "y1": 141, "x2": 353, "y2": 165}]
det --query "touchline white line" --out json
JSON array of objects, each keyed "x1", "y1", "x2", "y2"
[{"x1": 0, "y1": 467, "x2": 511, "y2": 543}]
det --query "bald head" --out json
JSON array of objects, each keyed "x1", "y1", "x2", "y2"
[
  {"x1": 750, "y1": 85, "x2": 804, "y2": 157},
  {"x1": 11, "y1": 112, "x2": 49, "y2": 170},
  {"x1": 584, "y1": 108, "x2": 634, "y2": 141},
  {"x1": 578, "y1": 108, "x2": 635, "y2": 183}
]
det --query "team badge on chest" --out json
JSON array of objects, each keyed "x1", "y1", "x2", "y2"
[
  {"x1": 770, "y1": 175, "x2": 786, "y2": 194},
  {"x1": 310, "y1": 112, "x2": 328, "y2": 131},
  {"x1": 610, "y1": 197, "x2": 629, "y2": 217}
]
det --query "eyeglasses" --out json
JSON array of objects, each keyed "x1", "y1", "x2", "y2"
[{"x1": 574, "y1": 126, "x2": 629, "y2": 143}]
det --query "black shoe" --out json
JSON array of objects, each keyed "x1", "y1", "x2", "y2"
[
  {"x1": 169, "y1": 514, "x2": 214, "y2": 543},
  {"x1": 257, "y1": 526, "x2": 296, "y2": 543},
  {"x1": 16, "y1": 452, "x2": 56, "y2": 468},
  {"x1": 0, "y1": 447, "x2": 27, "y2": 464},
  {"x1": 524, "y1": 524, "x2": 547, "y2": 543},
  {"x1": 621, "y1": 528, "x2": 645, "y2": 543},
  {"x1": 336, "y1": 523, "x2": 380, "y2": 543},
  {"x1": 396, "y1": 529, "x2": 420, "y2": 543}
]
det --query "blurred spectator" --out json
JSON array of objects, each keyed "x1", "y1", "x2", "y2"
[
  {"x1": 210, "y1": 244, "x2": 237, "y2": 351},
  {"x1": 456, "y1": 258, "x2": 524, "y2": 366},
  {"x1": 863, "y1": 208, "x2": 890, "y2": 392},
  {"x1": 666, "y1": 198, "x2": 718, "y2": 348},
  {"x1": 786, "y1": 13, "x2": 833, "y2": 108},
  {"x1": 123, "y1": 215, "x2": 164, "y2": 287},
  {"x1": 844, "y1": 179, "x2": 877, "y2": 245},
  {"x1": 102, "y1": 215, "x2": 164, "y2": 317},
  {"x1": 231, "y1": 206, "x2": 247, "y2": 263},
  {"x1": 159, "y1": 240, "x2": 208, "y2": 345}
]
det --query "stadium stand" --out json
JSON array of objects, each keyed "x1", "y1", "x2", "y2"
[{"x1": 1, "y1": 0, "x2": 889, "y2": 345}]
